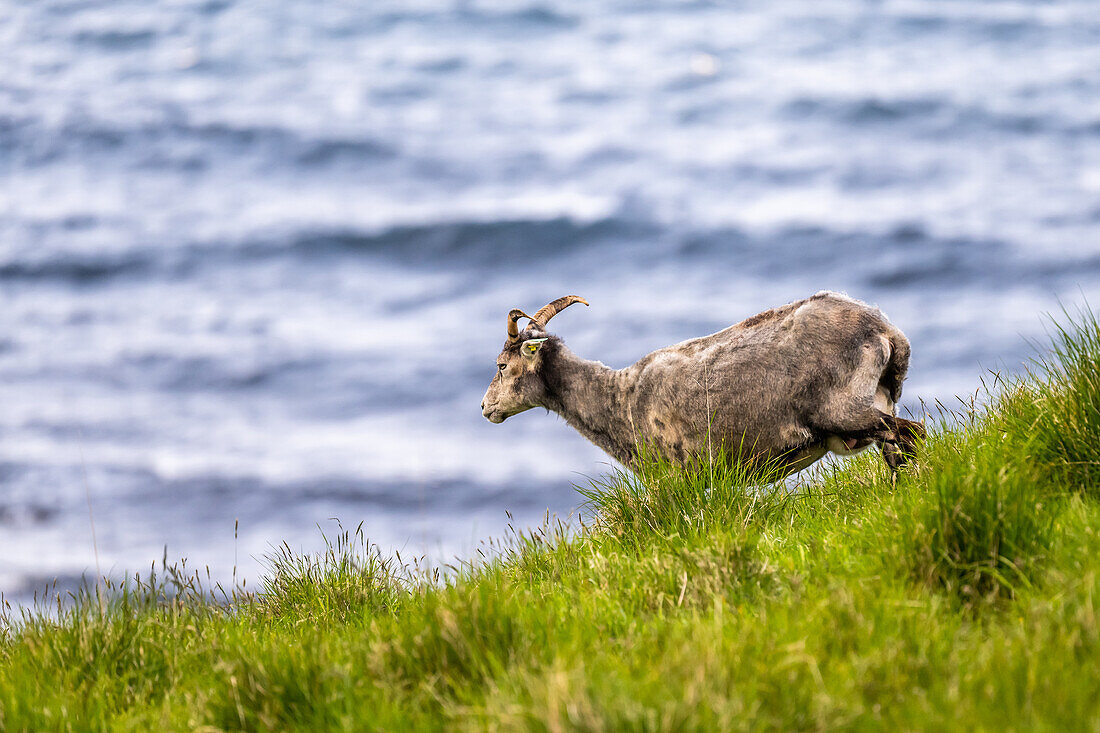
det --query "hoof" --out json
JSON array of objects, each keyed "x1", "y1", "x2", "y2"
[
  {"x1": 883, "y1": 418, "x2": 924, "y2": 474},
  {"x1": 882, "y1": 441, "x2": 908, "y2": 471}
]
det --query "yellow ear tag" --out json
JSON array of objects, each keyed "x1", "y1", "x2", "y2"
[{"x1": 524, "y1": 338, "x2": 547, "y2": 354}]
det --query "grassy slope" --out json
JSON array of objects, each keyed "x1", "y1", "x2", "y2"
[{"x1": 3, "y1": 311, "x2": 1100, "y2": 731}]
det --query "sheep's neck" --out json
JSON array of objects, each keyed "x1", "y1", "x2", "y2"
[{"x1": 542, "y1": 346, "x2": 637, "y2": 465}]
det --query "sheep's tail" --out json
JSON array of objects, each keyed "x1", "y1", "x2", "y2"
[{"x1": 880, "y1": 326, "x2": 911, "y2": 405}]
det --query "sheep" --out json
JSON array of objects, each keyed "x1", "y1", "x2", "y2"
[{"x1": 480, "y1": 292, "x2": 924, "y2": 478}]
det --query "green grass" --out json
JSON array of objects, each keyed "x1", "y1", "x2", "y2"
[{"x1": 4, "y1": 310, "x2": 1100, "y2": 731}]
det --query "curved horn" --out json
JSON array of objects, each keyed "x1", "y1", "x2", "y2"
[
  {"x1": 528, "y1": 295, "x2": 589, "y2": 331},
  {"x1": 507, "y1": 309, "x2": 534, "y2": 341}
]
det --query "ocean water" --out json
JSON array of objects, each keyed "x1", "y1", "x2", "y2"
[{"x1": 2, "y1": 0, "x2": 1100, "y2": 602}]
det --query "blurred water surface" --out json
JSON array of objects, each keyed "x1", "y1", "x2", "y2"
[{"x1": 2, "y1": 0, "x2": 1099, "y2": 600}]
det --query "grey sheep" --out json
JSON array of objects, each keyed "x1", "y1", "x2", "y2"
[{"x1": 481, "y1": 292, "x2": 924, "y2": 477}]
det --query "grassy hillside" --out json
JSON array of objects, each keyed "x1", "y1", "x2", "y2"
[{"x1": 3, "y1": 310, "x2": 1100, "y2": 731}]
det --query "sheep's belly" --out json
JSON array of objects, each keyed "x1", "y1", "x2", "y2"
[
  {"x1": 780, "y1": 436, "x2": 875, "y2": 477},
  {"x1": 780, "y1": 443, "x2": 830, "y2": 475},
  {"x1": 824, "y1": 435, "x2": 876, "y2": 456}
]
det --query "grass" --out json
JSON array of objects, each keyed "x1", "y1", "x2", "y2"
[{"x1": 3, "y1": 310, "x2": 1100, "y2": 730}]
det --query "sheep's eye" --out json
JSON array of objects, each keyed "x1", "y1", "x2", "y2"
[{"x1": 497, "y1": 363, "x2": 506, "y2": 373}]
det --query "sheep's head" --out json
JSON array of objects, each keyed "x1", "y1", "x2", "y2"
[{"x1": 481, "y1": 295, "x2": 588, "y2": 423}]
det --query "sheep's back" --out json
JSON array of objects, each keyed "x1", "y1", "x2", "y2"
[{"x1": 625, "y1": 292, "x2": 897, "y2": 460}]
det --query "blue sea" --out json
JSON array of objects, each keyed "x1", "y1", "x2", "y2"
[{"x1": 2, "y1": 0, "x2": 1100, "y2": 602}]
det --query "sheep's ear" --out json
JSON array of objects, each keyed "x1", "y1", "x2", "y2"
[{"x1": 521, "y1": 338, "x2": 547, "y2": 358}]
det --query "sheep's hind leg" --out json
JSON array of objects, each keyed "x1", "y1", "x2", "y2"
[
  {"x1": 883, "y1": 417, "x2": 925, "y2": 470},
  {"x1": 808, "y1": 335, "x2": 925, "y2": 473},
  {"x1": 813, "y1": 404, "x2": 916, "y2": 472}
]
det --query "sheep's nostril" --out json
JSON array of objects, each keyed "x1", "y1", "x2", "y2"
[{"x1": 481, "y1": 400, "x2": 486, "y2": 411}]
